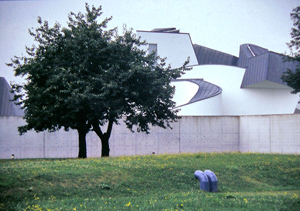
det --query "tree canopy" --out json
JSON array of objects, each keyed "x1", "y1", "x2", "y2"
[
  {"x1": 281, "y1": 6, "x2": 300, "y2": 94},
  {"x1": 8, "y1": 4, "x2": 189, "y2": 158}
]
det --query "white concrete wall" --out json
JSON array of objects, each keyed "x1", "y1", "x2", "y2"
[
  {"x1": 240, "y1": 114, "x2": 300, "y2": 153},
  {"x1": 136, "y1": 31, "x2": 198, "y2": 68},
  {"x1": 0, "y1": 117, "x2": 44, "y2": 159},
  {"x1": 0, "y1": 116, "x2": 239, "y2": 159},
  {"x1": 0, "y1": 117, "x2": 102, "y2": 159},
  {"x1": 178, "y1": 116, "x2": 239, "y2": 153},
  {"x1": 109, "y1": 120, "x2": 181, "y2": 156},
  {"x1": 1, "y1": 114, "x2": 299, "y2": 159}
]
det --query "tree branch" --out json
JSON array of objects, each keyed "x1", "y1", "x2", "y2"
[
  {"x1": 92, "y1": 121, "x2": 104, "y2": 140},
  {"x1": 92, "y1": 119, "x2": 114, "y2": 140},
  {"x1": 106, "y1": 119, "x2": 114, "y2": 140}
]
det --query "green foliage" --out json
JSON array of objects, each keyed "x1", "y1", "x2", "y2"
[
  {"x1": 287, "y1": 7, "x2": 300, "y2": 55},
  {"x1": 282, "y1": 6, "x2": 300, "y2": 94},
  {"x1": 0, "y1": 153, "x2": 299, "y2": 210},
  {"x1": 281, "y1": 68, "x2": 300, "y2": 94},
  {"x1": 7, "y1": 3, "x2": 189, "y2": 157}
]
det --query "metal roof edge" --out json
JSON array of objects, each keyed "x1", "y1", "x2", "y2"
[
  {"x1": 136, "y1": 30, "x2": 191, "y2": 36},
  {"x1": 193, "y1": 44, "x2": 239, "y2": 59}
]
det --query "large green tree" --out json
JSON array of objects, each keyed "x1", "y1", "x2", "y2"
[
  {"x1": 281, "y1": 6, "x2": 300, "y2": 93},
  {"x1": 8, "y1": 4, "x2": 189, "y2": 158}
]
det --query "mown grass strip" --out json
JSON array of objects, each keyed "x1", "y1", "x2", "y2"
[{"x1": 0, "y1": 152, "x2": 299, "y2": 210}]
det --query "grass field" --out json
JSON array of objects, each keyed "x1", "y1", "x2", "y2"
[{"x1": 0, "y1": 152, "x2": 299, "y2": 210}]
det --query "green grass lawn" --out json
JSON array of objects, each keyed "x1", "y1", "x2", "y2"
[{"x1": 0, "y1": 152, "x2": 299, "y2": 210}]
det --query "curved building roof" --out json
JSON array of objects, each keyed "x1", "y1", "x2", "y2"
[{"x1": 172, "y1": 79, "x2": 222, "y2": 107}]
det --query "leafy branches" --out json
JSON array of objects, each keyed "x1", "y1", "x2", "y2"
[{"x1": 282, "y1": 6, "x2": 300, "y2": 94}]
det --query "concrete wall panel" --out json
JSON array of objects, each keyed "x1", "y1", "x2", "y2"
[
  {"x1": 86, "y1": 133, "x2": 101, "y2": 157},
  {"x1": 270, "y1": 115, "x2": 300, "y2": 154},
  {"x1": 239, "y1": 115, "x2": 271, "y2": 153},
  {"x1": 239, "y1": 114, "x2": 300, "y2": 154},
  {"x1": 178, "y1": 116, "x2": 239, "y2": 153},
  {"x1": 109, "y1": 124, "x2": 136, "y2": 157}
]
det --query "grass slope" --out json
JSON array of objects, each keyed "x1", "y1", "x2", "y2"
[{"x1": 0, "y1": 152, "x2": 299, "y2": 210}]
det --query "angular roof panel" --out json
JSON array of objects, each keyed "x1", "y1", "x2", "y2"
[
  {"x1": 240, "y1": 53, "x2": 269, "y2": 87},
  {"x1": 0, "y1": 77, "x2": 24, "y2": 116},
  {"x1": 240, "y1": 47, "x2": 298, "y2": 88},
  {"x1": 193, "y1": 44, "x2": 238, "y2": 66},
  {"x1": 237, "y1": 44, "x2": 268, "y2": 68}
]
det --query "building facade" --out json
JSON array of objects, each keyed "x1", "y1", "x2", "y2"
[{"x1": 137, "y1": 28, "x2": 300, "y2": 116}]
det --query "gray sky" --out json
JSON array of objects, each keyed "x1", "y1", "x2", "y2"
[{"x1": 0, "y1": 0, "x2": 299, "y2": 84}]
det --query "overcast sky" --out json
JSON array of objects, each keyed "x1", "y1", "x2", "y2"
[{"x1": 0, "y1": 0, "x2": 299, "y2": 84}]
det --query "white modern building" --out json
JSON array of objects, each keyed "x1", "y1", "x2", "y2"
[{"x1": 137, "y1": 28, "x2": 300, "y2": 116}]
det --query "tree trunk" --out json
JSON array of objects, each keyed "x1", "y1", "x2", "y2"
[
  {"x1": 78, "y1": 128, "x2": 87, "y2": 158},
  {"x1": 92, "y1": 119, "x2": 113, "y2": 157},
  {"x1": 101, "y1": 135, "x2": 110, "y2": 157}
]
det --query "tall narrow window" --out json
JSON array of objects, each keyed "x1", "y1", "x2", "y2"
[
  {"x1": 148, "y1": 43, "x2": 157, "y2": 56},
  {"x1": 148, "y1": 43, "x2": 158, "y2": 66}
]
